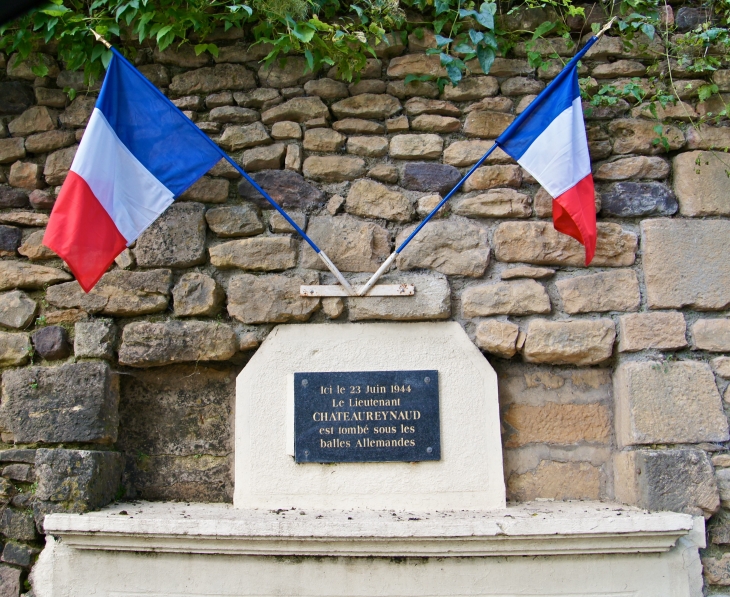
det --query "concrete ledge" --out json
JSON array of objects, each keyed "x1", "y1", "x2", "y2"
[{"x1": 43, "y1": 500, "x2": 694, "y2": 557}]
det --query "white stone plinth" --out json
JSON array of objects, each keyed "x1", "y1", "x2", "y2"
[
  {"x1": 35, "y1": 501, "x2": 703, "y2": 597},
  {"x1": 235, "y1": 322, "x2": 505, "y2": 511}
]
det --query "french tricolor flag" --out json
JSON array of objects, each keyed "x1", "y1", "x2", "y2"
[
  {"x1": 496, "y1": 40, "x2": 597, "y2": 265},
  {"x1": 44, "y1": 48, "x2": 221, "y2": 292}
]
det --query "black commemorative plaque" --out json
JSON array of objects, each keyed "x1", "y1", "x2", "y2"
[{"x1": 294, "y1": 370, "x2": 440, "y2": 463}]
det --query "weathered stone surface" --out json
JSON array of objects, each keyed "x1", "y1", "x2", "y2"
[
  {"x1": 43, "y1": 145, "x2": 77, "y2": 185},
  {"x1": 347, "y1": 272, "x2": 451, "y2": 322},
  {"x1": 333, "y1": 118, "x2": 385, "y2": 135},
  {"x1": 0, "y1": 332, "x2": 30, "y2": 367},
  {"x1": 618, "y1": 312, "x2": 687, "y2": 352},
  {"x1": 463, "y1": 280, "x2": 550, "y2": 317},
  {"x1": 396, "y1": 219, "x2": 489, "y2": 277},
  {"x1": 303, "y1": 128, "x2": 345, "y2": 152},
  {"x1": 303, "y1": 78, "x2": 348, "y2": 99},
  {"x1": 0, "y1": 361, "x2": 119, "y2": 443},
  {"x1": 368, "y1": 163, "x2": 399, "y2": 184},
  {"x1": 209, "y1": 106, "x2": 258, "y2": 124},
  {"x1": 411, "y1": 114, "x2": 460, "y2": 133},
  {"x1": 614, "y1": 449, "x2": 719, "y2": 517},
  {"x1": 117, "y1": 364, "x2": 234, "y2": 501},
  {"x1": 615, "y1": 361, "x2": 728, "y2": 447},
  {"x1": 401, "y1": 162, "x2": 461, "y2": 196},
  {"x1": 269, "y1": 211, "x2": 306, "y2": 234},
  {"x1": 673, "y1": 151, "x2": 730, "y2": 216},
  {"x1": 218, "y1": 122, "x2": 271, "y2": 151},
  {"x1": 501, "y1": 266, "x2": 554, "y2": 280},
  {"x1": 0, "y1": 225, "x2": 21, "y2": 257},
  {"x1": 0, "y1": 211, "x2": 48, "y2": 228},
  {"x1": 462, "y1": 165, "x2": 522, "y2": 191},
  {"x1": 233, "y1": 88, "x2": 280, "y2": 110},
  {"x1": 239, "y1": 169, "x2": 325, "y2": 209},
  {"x1": 9, "y1": 161, "x2": 43, "y2": 189},
  {"x1": 284, "y1": 144, "x2": 301, "y2": 172},
  {"x1": 600, "y1": 182, "x2": 677, "y2": 217},
  {"x1": 271, "y1": 121, "x2": 302, "y2": 140},
  {"x1": 58, "y1": 96, "x2": 95, "y2": 128},
  {"x1": 386, "y1": 114, "x2": 410, "y2": 131},
  {"x1": 205, "y1": 204, "x2": 264, "y2": 238},
  {"x1": 0, "y1": 187, "x2": 29, "y2": 208},
  {"x1": 556, "y1": 270, "x2": 640, "y2": 314},
  {"x1": 712, "y1": 357, "x2": 730, "y2": 379},
  {"x1": 349, "y1": 79, "x2": 386, "y2": 95},
  {"x1": 0, "y1": 563, "x2": 22, "y2": 594},
  {"x1": 685, "y1": 124, "x2": 730, "y2": 151},
  {"x1": 261, "y1": 97, "x2": 329, "y2": 124},
  {"x1": 2, "y1": 542, "x2": 36, "y2": 567},
  {"x1": 138, "y1": 63, "x2": 170, "y2": 87},
  {"x1": 692, "y1": 319, "x2": 730, "y2": 352},
  {"x1": 258, "y1": 57, "x2": 314, "y2": 88},
  {"x1": 169, "y1": 64, "x2": 256, "y2": 94},
  {"x1": 463, "y1": 111, "x2": 514, "y2": 138},
  {"x1": 504, "y1": 402, "x2": 611, "y2": 447},
  {"x1": 0, "y1": 138, "x2": 25, "y2": 163},
  {"x1": 228, "y1": 272, "x2": 320, "y2": 324},
  {"x1": 301, "y1": 215, "x2": 390, "y2": 273},
  {"x1": 703, "y1": 554, "x2": 730, "y2": 585},
  {"x1": 135, "y1": 203, "x2": 206, "y2": 268},
  {"x1": 608, "y1": 119, "x2": 684, "y2": 154},
  {"x1": 0, "y1": 291, "x2": 36, "y2": 329},
  {"x1": 0, "y1": 81, "x2": 34, "y2": 114},
  {"x1": 31, "y1": 325, "x2": 71, "y2": 360},
  {"x1": 389, "y1": 134, "x2": 443, "y2": 160},
  {"x1": 35, "y1": 449, "x2": 124, "y2": 521},
  {"x1": 594, "y1": 156, "x2": 669, "y2": 180},
  {"x1": 452, "y1": 189, "x2": 531, "y2": 218},
  {"x1": 172, "y1": 273, "x2": 224, "y2": 317},
  {"x1": 507, "y1": 460, "x2": 600, "y2": 501},
  {"x1": 154, "y1": 45, "x2": 210, "y2": 68},
  {"x1": 241, "y1": 143, "x2": 286, "y2": 171},
  {"x1": 415, "y1": 194, "x2": 445, "y2": 218},
  {"x1": 387, "y1": 54, "x2": 445, "y2": 78},
  {"x1": 475, "y1": 320, "x2": 519, "y2": 358},
  {"x1": 119, "y1": 320, "x2": 237, "y2": 367},
  {"x1": 345, "y1": 179, "x2": 413, "y2": 222},
  {"x1": 404, "y1": 98, "x2": 460, "y2": 117},
  {"x1": 1, "y1": 463, "x2": 32, "y2": 482},
  {"x1": 0, "y1": 509, "x2": 36, "y2": 541},
  {"x1": 209, "y1": 236, "x2": 297, "y2": 271},
  {"x1": 642, "y1": 219, "x2": 730, "y2": 310},
  {"x1": 179, "y1": 176, "x2": 229, "y2": 203},
  {"x1": 0, "y1": 260, "x2": 71, "y2": 291},
  {"x1": 442, "y1": 76, "x2": 499, "y2": 101},
  {"x1": 500, "y1": 77, "x2": 544, "y2": 96},
  {"x1": 25, "y1": 129, "x2": 75, "y2": 154},
  {"x1": 347, "y1": 136, "x2": 389, "y2": 157},
  {"x1": 8, "y1": 106, "x2": 57, "y2": 136},
  {"x1": 523, "y1": 319, "x2": 615, "y2": 365},
  {"x1": 74, "y1": 320, "x2": 117, "y2": 360},
  {"x1": 302, "y1": 156, "x2": 366, "y2": 182},
  {"x1": 28, "y1": 188, "x2": 54, "y2": 210},
  {"x1": 494, "y1": 221, "x2": 636, "y2": 267},
  {"x1": 443, "y1": 140, "x2": 507, "y2": 168}
]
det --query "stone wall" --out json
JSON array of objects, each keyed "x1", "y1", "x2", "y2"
[{"x1": 1, "y1": 21, "x2": 730, "y2": 594}]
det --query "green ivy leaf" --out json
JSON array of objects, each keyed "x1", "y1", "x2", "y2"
[
  {"x1": 475, "y1": 2, "x2": 495, "y2": 29},
  {"x1": 453, "y1": 42, "x2": 474, "y2": 54},
  {"x1": 434, "y1": 34, "x2": 452, "y2": 47},
  {"x1": 292, "y1": 22, "x2": 316, "y2": 43},
  {"x1": 31, "y1": 63, "x2": 48, "y2": 78},
  {"x1": 532, "y1": 21, "x2": 556, "y2": 39},
  {"x1": 101, "y1": 49, "x2": 113, "y2": 69},
  {"x1": 476, "y1": 44, "x2": 495, "y2": 74},
  {"x1": 468, "y1": 29, "x2": 483, "y2": 44}
]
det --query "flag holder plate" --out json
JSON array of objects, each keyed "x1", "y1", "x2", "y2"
[{"x1": 300, "y1": 284, "x2": 415, "y2": 297}]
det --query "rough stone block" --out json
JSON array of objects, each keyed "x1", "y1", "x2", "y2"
[
  {"x1": 346, "y1": 136, "x2": 389, "y2": 158},
  {"x1": 35, "y1": 449, "x2": 124, "y2": 516},
  {"x1": 346, "y1": 272, "x2": 450, "y2": 322},
  {"x1": 556, "y1": 270, "x2": 640, "y2": 314},
  {"x1": 43, "y1": 145, "x2": 77, "y2": 186},
  {"x1": 218, "y1": 122, "x2": 271, "y2": 151},
  {"x1": 269, "y1": 211, "x2": 306, "y2": 233},
  {"x1": 8, "y1": 106, "x2": 57, "y2": 136},
  {"x1": 0, "y1": 563, "x2": 21, "y2": 596},
  {"x1": 0, "y1": 450, "x2": 36, "y2": 464},
  {"x1": 618, "y1": 312, "x2": 687, "y2": 352},
  {"x1": 642, "y1": 219, "x2": 730, "y2": 310},
  {"x1": 17, "y1": 229, "x2": 55, "y2": 261},
  {"x1": 463, "y1": 165, "x2": 521, "y2": 191},
  {"x1": 395, "y1": 219, "x2": 489, "y2": 277},
  {"x1": 673, "y1": 151, "x2": 730, "y2": 216},
  {"x1": 303, "y1": 128, "x2": 345, "y2": 152},
  {"x1": 0, "y1": 187, "x2": 29, "y2": 209},
  {"x1": 703, "y1": 554, "x2": 730, "y2": 586},
  {"x1": 0, "y1": 361, "x2": 119, "y2": 443},
  {"x1": 118, "y1": 320, "x2": 237, "y2": 367},
  {"x1": 593, "y1": 156, "x2": 669, "y2": 181},
  {"x1": 134, "y1": 203, "x2": 206, "y2": 268},
  {"x1": 179, "y1": 176, "x2": 229, "y2": 204},
  {"x1": 168, "y1": 64, "x2": 256, "y2": 95},
  {"x1": 608, "y1": 119, "x2": 684, "y2": 154},
  {"x1": 1, "y1": 542, "x2": 36, "y2": 567},
  {"x1": 209, "y1": 236, "x2": 297, "y2": 271},
  {"x1": 227, "y1": 272, "x2": 320, "y2": 324},
  {"x1": 238, "y1": 169, "x2": 325, "y2": 209},
  {"x1": 172, "y1": 273, "x2": 224, "y2": 317},
  {"x1": 504, "y1": 402, "x2": 611, "y2": 447},
  {"x1": 494, "y1": 222, "x2": 637, "y2": 267},
  {"x1": 0, "y1": 508, "x2": 36, "y2": 541},
  {"x1": 475, "y1": 320, "x2": 519, "y2": 358},
  {"x1": 260, "y1": 97, "x2": 329, "y2": 124},
  {"x1": 452, "y1": 189, "x2": 531, "y2": 218},
  {"x1": 462, "y1": 280, "x2": 550, "y2": 317},
  {"x1": 2, "y1": 464, "x2": 32, "y2": 482},
  {"x1": 507, "y1": 460, "x2": 601, "y2": 501},
  {"x1": 74, "y1": 320, "x2": 117, "y2": 360},
  {"x1": 462, "y1": 111, "x2": 514, "y2": 138},
  {"x1": 615, "y1": 361, "x2": 728, "y2": 447},
  {"x1": 0, "y1": 332, "x2": 31, "y2": 367},
  {"x1": 400, "y1": 162, "x2": 462, "y2": 196},
  {"x1": 389, "y1": 134, "x2": 443, "y2": 160},
  {"x1": 0, "y1": 138, "x2": 25, "y2": 164},
  {"x1": 523, "y1": 319, "x2": 615, "y2": 365},
  {"x1": 0, "y1": 290, "x2": 36, "y2": 329},
  {"x1": 712, "y1": 357, "x2": 730, "y2": 379},
  {"x1": 692, "y1": 319, "x2": 730, "y2": 352},
  {"x1": 614, "y1": 449, "x2": 719, "y2": 517},
  {"x1": 600, "y1": 182, "x2": 677, "y2": 217},
  {"x1": 345, "y1": 179, "x2": 413, "y2": 223},
  {"x1": 30, "y1": 325, "x2": 71, "y2": 362},
  {"x1": 685, "y1": 124, "x2": 730, "y2": 151},
  {"x1": 302, "y1": 156, "x2": 366, "y2": 182},
  {"x1": 301, "y1": 215, "x2": 390, "y2": 273}
]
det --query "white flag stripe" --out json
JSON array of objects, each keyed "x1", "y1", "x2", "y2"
[
  {"x1": 71, "y1": 109, "x2": 174, "y2": 244},
  {"x1": 516, "y1": 97, "x2": 591, "y2": 198}
]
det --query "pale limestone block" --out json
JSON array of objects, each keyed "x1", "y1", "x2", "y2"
[
  {"x1": 503, "y1": 403, "x2": 611, "y2": 447},
  {"x1": 692, "y1": 319, "x2": 730, "y2": 351},
  {"x1": 501, "y1": 266, "x2": 554, "y2": 280},
  {"x1": 474, "y1": 320, "x2": 519, "y2": 358},
  {"x1": 556, "y1": 270, "x2": 640, "y2": 314},
  {"x1": 227, "y1": 272, "x2": 319, "y2": 324},
  {"x1": 452, "y1": 189, "x2": 531, "y2": 218},
  {"x1": 507, "y1": 460, "x2": 600, "y2": 501},
  {"x1": 674, "y1": 151, "x2": 730, "y2": 216},
  {"x1": 209, "y1": 237, "x2": 297, "y2": 271},
  {"x1": 618, "y1": 312, "x2": 687, "y2": 352},
  {"x1": 321, "y1": 298, "x2": 344, "y2": 319},
  {"x1": 462, "y1": 280, "x2": 550, "y2": 317},
  {"x1": 389, "y1": 134, "x2": 443, "y2": 160},
  {"x1": 523, "y1": 319, "x2": 615, "y2": 365},
  {"x1": 712, "y1": 357, "x2": 730, "y2": 379},
  {"x1": 345, "y1": 179, "x2": 413, "y2": 223}
]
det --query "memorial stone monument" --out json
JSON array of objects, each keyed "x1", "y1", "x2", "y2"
[{"x1": 35, "y1": 322, "x2": 703, "y2": 596}]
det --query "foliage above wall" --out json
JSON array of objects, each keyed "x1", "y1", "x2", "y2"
[{"x1": 0, "y1": 0, "x2": 728, "y2": 117}]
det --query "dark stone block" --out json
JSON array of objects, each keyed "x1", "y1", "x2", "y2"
[
  {"x1": 238, "y1": 170, "x2": 325, "y2": 209},
  {"x1": 1, "y1": 465, "x2": 33, "y2": 483},
  {"x1": 0, "y1": 451, "x2": 36, "y2": 465},
  {"x1": 401, "y1": 162, "x2": 462, "y2": 196},
  {"x1": 28, "y1": 190, "x2": 55, "y2": 211},
  {"x1": 134, "y1": 202, "x2": 206, "y2": 268},
  {"x1": 0, "y1": 82, "x2": 35, "y2": 114},
  {"x1": 1, "y1": 542, "x2": 37, "y2": 568},
  {"x1": 676, "y1": 7, "x2": 712, "y2": 31},
  {"x1": 9, "y1": 494, "x2": 33, "y2": 510},
  {"x1": 0, "y1": 361, "x2": 119, "y2": 444},
  {"x1": 0, "y1": 509, "x2": 36, "y2": 541},
  {"x1": 0, "y1": 563, "x2": 22, "y2": 597},
  {"x1": 30, "y1": 326, "x2": 71, "y2": 361},
  {"x1": 600, "y1": 182, "x2": 678, "y2": 217},
  {"x1": 0, "y1": 188, "x2": 29, "y2": 209},
  {"x1": 0, "y1": 226, "x2": 21, "y2": 257},
  {"x1": 34, "y1": 449, "x2": 124, "y2": 527},
  {"x1": 117, "y1": 364, "x2": 234, "y2": 502}
]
